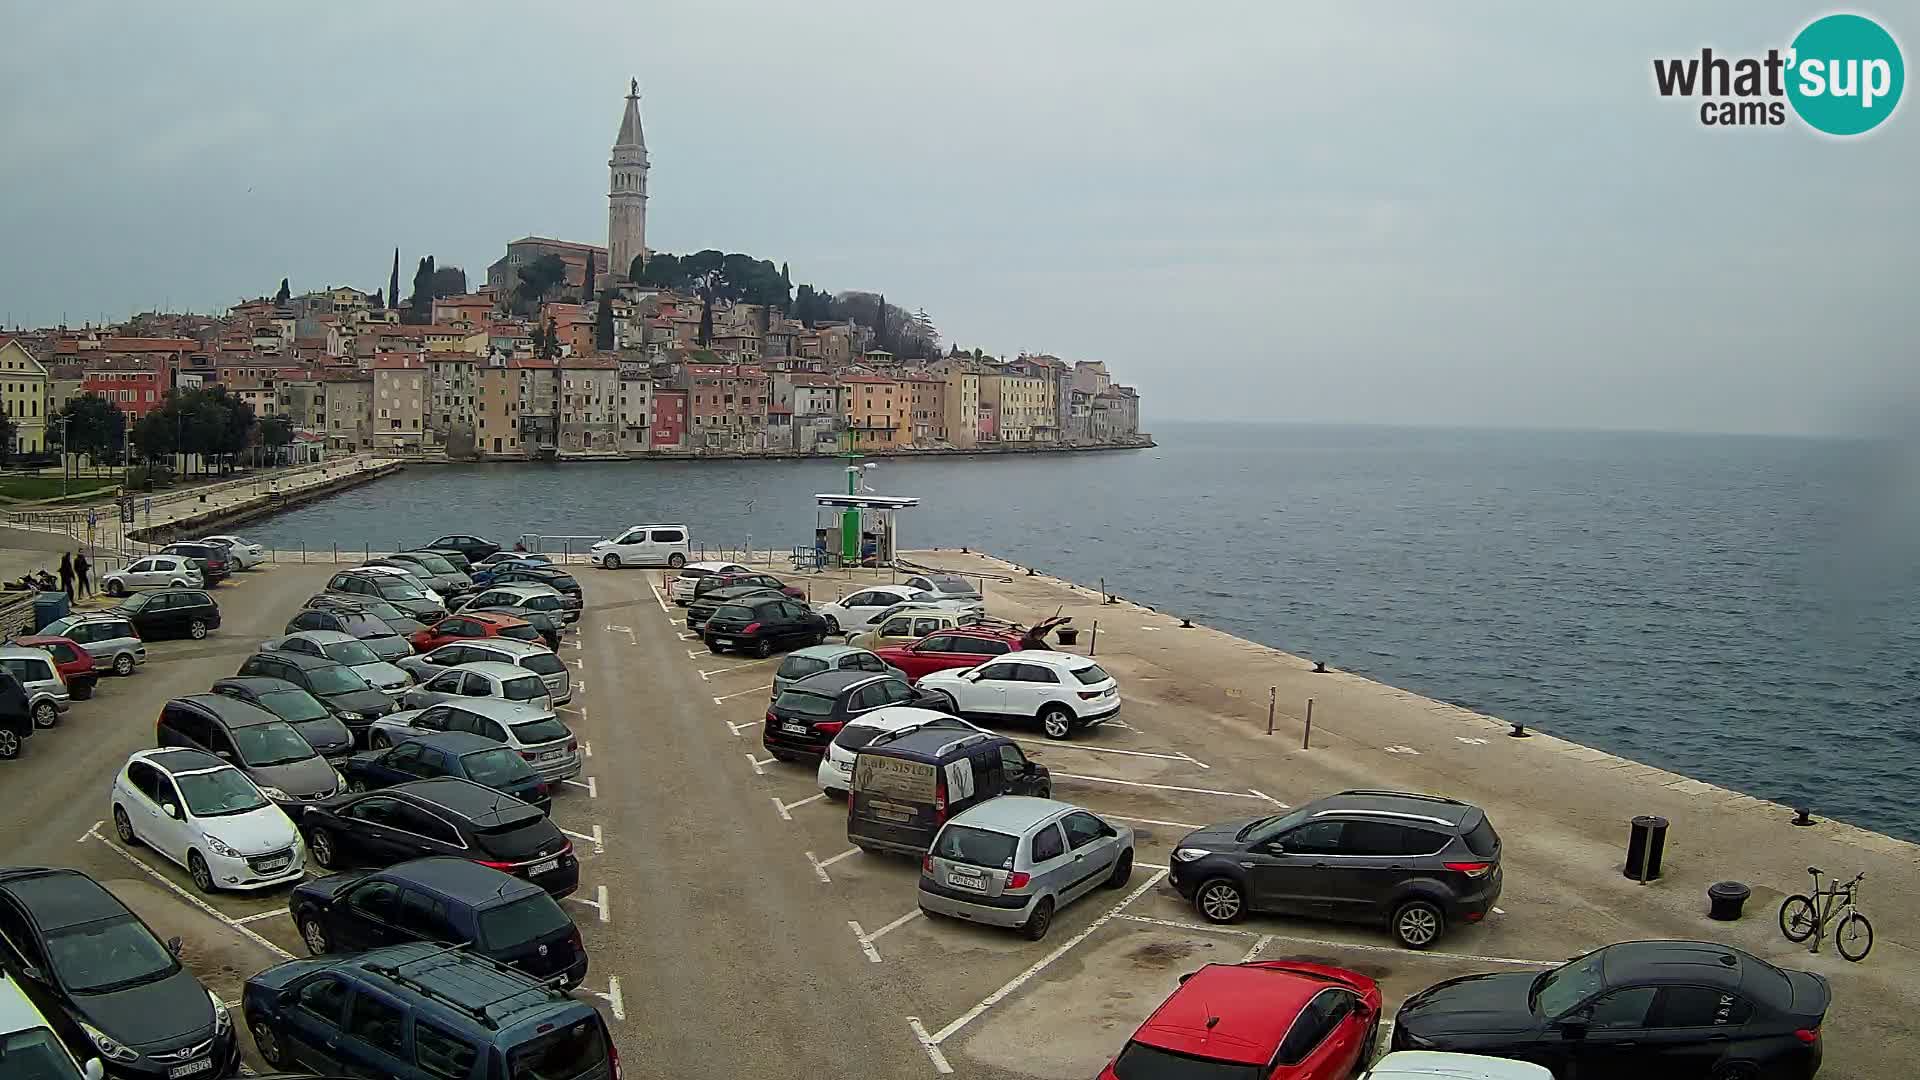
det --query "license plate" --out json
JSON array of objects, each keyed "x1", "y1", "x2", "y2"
[
  {"x1": 782, "y1": 722, "x2": 809, "y2": 735},
  {"x1": 530, "y1": 859, "x2": 560, "y2": 875},
  {"x1": 714, "y1": 638, "x2": 733, "y2": 646},
  {"x1": 540, "y1": 748, "x2": 565, "y2": 760},
  {"x1": 256, "y1": 858, "x2": 288, "y2": 873},
  {"x1": 948, "y1": 871, "x2": 986, "y2": 892},
  {"x1": 169, "y1": 1059, "x2": 213, "y2": 1079}
]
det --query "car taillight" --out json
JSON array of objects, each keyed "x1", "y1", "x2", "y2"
[
  {"x1": 934, "y1": 779, "x2": 947, "y2": 824},
  {"x1": 609, "y1": 1040, "x2": 622, "y2": 1080},
  {"x1": 817, "y1": 721, "x2": 844, "y2": 736},
  {"x1": 765, "y1": 709, "x2": 779, "y2": 726},
  {"x1": 1795, "y1": 1028, "x2": 1820, "y2": 1045},
  {"x1": 1006, "y1": 871, "x2": 1031, "y2": 889},
  {"x1": 922, "y1": 854, "x2": 933, "y2": 874},
  {"x1": 566, "y1": 737, "x2": 577, "y2": 752},
  {"x1": 1078, "y1": 690, "x2": 1102, "y2": 700},
  {"x1": 477, "y1": 859, "x2": 517, "y2": 870},
  {"x1": 742, "y1": 622, "x2": 761, "y2": 635},
  {"x1": 1444, "y1": 861, "x2": 1493, "y2": 877},
  {"x1": 519, "y1": 750, "x2": 537, "y2": 761}
]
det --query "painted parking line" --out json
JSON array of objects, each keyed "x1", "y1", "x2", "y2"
[
  {"x1": 745, "y1": 753, "x2": 778, "y2": 775},
  {"x1": 909, "y1": 868, "x2": 1169, "y2": 1074},
  {"x1": 771, "y1": 792, "x2": 827, "y2": 821},
  {"x1": 649, "y1": 581, "x2": 670, "y2": 613},
  {"x1": 1105, "y1": 813, "x2": 1205, "y2": 830},
  {"x1": 726, "y1": 719, "x2": 759, "y2": 736},
  {"x1": 568, "y1": 884, "x2": 611, "y2": 924},
  {"x1": 1051, "y1": 772, "x2": 1286, "y2": 804},
  {"x1": 807, "y1": 847, "x2": 859, "y2": 883},
  {"x1": 1109, "y1": 912, "x2": 1560, "y2": 967},
  {"x1": 603, "y1": 624, "x2": 636, "y2": 644},
  {"x1": 698, "y1": 659, "x2": 777, "y2": 680},
  {"x1": 1005, "y1": 737, "x2": 1209, "y2": 769},
  {"x1": 849, "y1": 909, "x2": 922, "y2": 963},
  {"x1": 1240, "y1": 933, "x2": 1274, "y2": 963},
  {"x1": 562, "y1": 776, "x2": 598, "y2": 798},
  {"x1": 712, "y1": 683, "x2": 773, "y2": 704},
  {"x1": 560, "y1": 825, "x2": 606, "y2": 854},
  {"x1": 578, "y1": 976, "x2": 626, "y2": 1021},
  {"x1": 79, "y1": 821, "x2": 296, "y2": 961},
  {"x1": 233, "y1": 909, "x2": 290, "y2": 926}
]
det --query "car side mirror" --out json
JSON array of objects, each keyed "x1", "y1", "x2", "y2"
[
  {"x1": 84, "y1": 1058, "x2": 105, "y2": 1080},
  {"x1": 163, "y1": 803, "x2": 181, "y2": 819},
  {"x1": 215, "y1": 750, "x2": 232, "y2": 761},
  {"x1": 165, "y1": 936, "x2": 183, "y2": 957}
]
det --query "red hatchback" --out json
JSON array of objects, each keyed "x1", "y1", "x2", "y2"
[
  {"x1": 1098, "y1": 961, "x2": 1382, "y2": 1080},
  {"x1": 13, "y1": 635, "x2": 99, "y2": 700},
  {"x1": 876, "y1": 626, "x2": 1039, "y2": 682},
  {"x1": 408, "y1": 610, "x2": 544, "y2": 652}
]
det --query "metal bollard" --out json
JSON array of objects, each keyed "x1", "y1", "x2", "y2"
[
  {"x1": 1266, "y1": 687, "x2": 1276, "y2": 736},
  {"x1": 1303, "y1": 697, "x2": 1314, "y2": 748},
  {"x1": 1089, "y1": 619, "x2": 1098, "y2": 657}
]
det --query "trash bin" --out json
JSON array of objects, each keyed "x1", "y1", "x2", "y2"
[
  {"x1": 1708, "y1": 881, "x2": 1751, "y2": 921},
  {"x1": 1623, "y1": 814, "x2": 1669, "y2": 881},
  {"x1": 31, "y1": 591, "x2": 70, "y2": 632},
  {"x1": 1056, "y1": 627, "x2": 1080, "y2": 646}
]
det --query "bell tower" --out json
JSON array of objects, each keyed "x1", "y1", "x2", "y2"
[{"x1": 608, "y1": 78, "x2": 649, "y2": 284}]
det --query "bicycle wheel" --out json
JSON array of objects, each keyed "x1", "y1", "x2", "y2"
[
  {"x1": 1836, "y1": 912, "x2": 1873, "y2": 961},
  {"x1": 1779, "y1": 895, "x2": 1817, "y2": 943}
]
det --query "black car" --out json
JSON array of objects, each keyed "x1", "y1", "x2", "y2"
[
  {"x1": 1169, "y1": 789, "x2": 1502, "y2": 949},
  {"x1": 425, "y1": 534, "x2": 501, "y2": 562},
  {"x1": 1392, "y1": 940, "x2": 1830, "y2": 1078},
  {"x1": 288, "y1": 857, "x2": 587, "y2": 988},
  {"x1": 0, "y1": 867, "x2": 240, "y2": 1079},
  {"x1": 764, "y1": 670, "x2": 936, "y2": 760},
  {"x1": 111, "y1": 590, "x2": 220, "y2": 641},
  {"x1": 0, "y1": 670, "x2": 39, "y2": 760},
  {"x1": 421, "y1": 547, "x2": 475, "y2": 575},
  {"x1": 159, "y1": 543, "x2": 230, "y2": 585},
  {"x1": 302, "y1": 594, "x2": 425, "y2": 637},
  {"x1": 299, "y1": 777, "x2": 578, "y2": 897},
  {"x1": 340, "y1": 731, "x2": 550, "y2": 814},
  {"x1": 488, "y1": 565, "x2": 582, "y2": 605},
  {"x1": 282, "y1": 608, "x2": 410, "y2": 663},
  {"x1": 320, "y1": 571, "x2": 443, "y2": 623},
  {"x1": 704, "y1": 595, "x2": 829, "y2": 658},
  {"x1": 211, "y1": 677, "x2": 355, "y2": 760},
  {"x1": 687, "y1": 585, "x2": 785, "y2": 632},
  {"x1": 463, "y1": 606, "x2": 563, "y2": 650},
  {"x1": 234, "y1": 652, "x2": 394, "y2": 744}
]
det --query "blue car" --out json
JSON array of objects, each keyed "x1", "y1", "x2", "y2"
[
  {"x1": 338, "y1": 731, "x2": 550, "y2": 814},
  {"x1": 469, "y1": 556, "x2": 553, "y2": 587},
  {"x1": 242, "y1": 943, "x2": 616, "y2": 1080}
]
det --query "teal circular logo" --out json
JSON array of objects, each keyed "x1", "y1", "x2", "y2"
[{"x1": 1787, "y1": 14, "x2": 1904, "y2": 135}]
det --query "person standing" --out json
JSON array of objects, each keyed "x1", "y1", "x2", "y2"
[
  {"x1": 58, "y1": 552, "x2": 74, "y2": 602},
  {"x1": 75, "y1": 550, "x2": 92, "y2": 598}
]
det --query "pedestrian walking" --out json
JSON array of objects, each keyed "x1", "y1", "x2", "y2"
[
  {"x1": 75, "y1": 551, "x2": 92, "y2": 598},
  {"x1": 58, "y1": 552, "x2": 74, "y2": 602}
]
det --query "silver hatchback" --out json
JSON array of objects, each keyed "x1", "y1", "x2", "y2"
[
  {"x1": 918, "y1": 796, "x2": 1134, "y2": 940},
  {"x1": 40, "y1": 614, "x2": 146, "y2": 676},
  {"x1": 396, "y1": 638, "x2": 572, "y2": 705},
  {"x1": 0, "y1": 647, "x2": 70, "y2": 729}
]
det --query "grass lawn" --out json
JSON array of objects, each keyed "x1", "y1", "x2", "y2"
[{"x1": 0, "y1": 474, "x2": 121, "y2": 502}]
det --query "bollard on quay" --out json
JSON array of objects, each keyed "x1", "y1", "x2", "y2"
[{"x1": 1624, "y1": 815, "x2": 1669, "y2": 883}]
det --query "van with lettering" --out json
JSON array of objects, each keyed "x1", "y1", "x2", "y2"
[{"x1": 846, "y1": 727, "x2": 1050, "y2": 856}]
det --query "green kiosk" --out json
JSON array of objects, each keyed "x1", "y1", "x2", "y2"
[{"x1": 814, "y1": 466, "x2": 919, "y2": 567}]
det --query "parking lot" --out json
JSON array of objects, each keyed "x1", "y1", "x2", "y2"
[{"x1": 4, "y1": 552, "x2": 1914, "y2": 1079}]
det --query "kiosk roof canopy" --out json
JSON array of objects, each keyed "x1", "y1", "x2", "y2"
[{"x1": 814, "y1": 494, "x2": 921, "y2": 510}]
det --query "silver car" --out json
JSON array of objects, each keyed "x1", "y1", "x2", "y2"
[
  {"x1": 366, "y1": 698, "x2": 581, "y2": 782},
  {"x1": 400, "y1": 660, "x2": 552, "y2": 712},
  {"x1": 258, "y1": 630, "x2": 413, "y2": 697},
  {"x1": 396, "y1": 639, "x2": 572, "y2": 706},
  {"x1": 454, "y1": 583, "x2": 578, "y2": 625},
  {"x1": 40, "y1": 614, "x2": 146, "y2": 676},
  {"x1": 772, "y1": 644, "x2": 906, "y2": 699},
  {"x1": 0, "y1": 646, "x2": 70, "y2": 729},
  {"x1": 918, "y1": 796, "x2": 1134, "y2": 941}
]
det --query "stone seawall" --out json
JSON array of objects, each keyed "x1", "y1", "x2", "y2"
[{"x1": 126, "y1": 461, "x2": 403, "y2": 543}]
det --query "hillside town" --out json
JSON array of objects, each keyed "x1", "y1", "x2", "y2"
[{"x1": 0, "y1": 82, "x2": 1146, "y2": 465}]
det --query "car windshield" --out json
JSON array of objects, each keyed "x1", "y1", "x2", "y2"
[
  {"x1": 341, "y1": 616, "x2": 390, "y2": 637},
  {"x1": 293, "y1": 715, "x2": 352, "y2": 746},
  {"x1": 0, "y1": 1027, "x2": 87, "y2": 1080},
  {"x1": 506, "y1": 1015, "x2": 608, "y2": 1080},
  {"x1": 361, "y1": 600, "x2": 409, "y2": 622},
  {"x1": 1111, "y1": 1040, "x2": 1260, "y2": 1080},
  {"x1": 461, "y1": 747, "x2": 536, "y2": 786},
  {"x1": 371, "y1": 579, "x2": 425, "y2": 600},
  {"x1": 232, "y1": 721, "x2": 318, "y2": 766},
  {"x1": 118, "y1": 594, "x2": 150, "y2": 613},
  {"x1": 1533, "y1": 952, "x2": 1607, "y2": 1016},
  {"x1": 500, "y1": 624, "x2": 543, "y2": 643},
  {"x1": 712, "y1": 604, "x2": 753, "y2": 622},
  {"x1": 321, "y1": 639, "x2": 381, "y2": 666},
  {"x1": 932, "y1": 824, "x2": 1020, "y2": 870},
  {"x1": 259, "y1": 688, "x2": 331, "y2": 723},
  {"x1": 525, "y1": 595, "x2": 561, "y2": 611},
  {"x1": 307, "y1": 665, "x2": 373, "y2": 695},
  {"x1": 1238, "y1": 807, "x2": 1307, "y2": 843},
  {"x1": 478, "y1": 893, "x2": 572, "y2": 951},
  {"x1": 46, "y1": 915, "x2": 177, "y2": 994},
  {"x1": 405, "y1": 553, "x2": 459, "y2": 575},
  {"x1": 834, "y1": 724, "x2": 886, "y2": 750},
  {"x1": 520, "y1": 653, "x2": 566, "y2": 676},
  {"x1": 1072, "y1": 664, "x2": 1113, "y2": 685},
  {"x1": 177, "y1": 768, "x2": 269, "y2": 816},
  {"x1": 929, "y1": 576, "x2": 979, "y2": 596},
  {"x1": 503, "y1": 675, "x2": 546, "y2": 701},
  {"x1": 511, "y1": 717, "x2": 571, "y2": 745},
  {"x1": 774, "y1": 690, "x2": 837, "y2": 716}
]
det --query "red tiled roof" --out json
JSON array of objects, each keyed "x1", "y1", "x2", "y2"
[{"x1": 372, "y1": 355, "x2": 423, "y2": 370}]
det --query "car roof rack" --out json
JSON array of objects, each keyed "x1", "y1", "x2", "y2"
[
  {"x1": 865, "y1": 717, "x2": 975, "y2": 746},
  {"x1": 362, "y1": 945, "x2": 558, "y2": 1029},
  {"x1": 1333, "y1": 789, "x2": 1464, "y2": 805},
  {"x1": 1313, "y1": 807, "x2": 1455, "y2": 827}
]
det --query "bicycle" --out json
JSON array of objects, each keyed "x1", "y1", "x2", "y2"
[{"x1": 1779, "y1": 866, "x2": 1872, "y2": 961}]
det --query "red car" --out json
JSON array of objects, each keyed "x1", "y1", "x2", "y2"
[
  {"x1": 13, "y1": 635, "x2": 99, "y2": 700},
  {"x1": 1098, "y1": 961, "x2": 1382, "y2": 1080},
  {"x1": 876, "y1": 625, "x2": 1043, "y2": 681},
  {"x1": 408, "y1": 610, "x2": 544, "y2": 652}
]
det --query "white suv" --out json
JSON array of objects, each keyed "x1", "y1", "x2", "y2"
[
  {"x1": 1362, "y1": 1053, "x2": 1552, "y2": 1080},
  {"x1": 592, "y1": 524, "x2": 691, "y2": 569},
  {"x1": 918, "y1": 651, "x2": 1121, "y2": 740}
]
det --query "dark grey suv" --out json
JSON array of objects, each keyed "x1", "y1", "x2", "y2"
[{"x1": 1168, "y1": 789, "x2": 1502, "y2": 949}]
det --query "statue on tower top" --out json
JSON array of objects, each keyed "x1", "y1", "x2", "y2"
[{"x1": 630, "y1": 78, "x2": 638, "y2": 97}]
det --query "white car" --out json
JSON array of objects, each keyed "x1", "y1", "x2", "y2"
[
  {"x1": 201, "y1": 534, "x2": 266, "y2": 569},
  {"x1": 398, "y1": 638, "x2": 572, "y2": 705},
  {"x1": 259, "y1": 630, "x2": 413, "y2": 697},
  {"x1": 1362, "y1": 1053, "x2": 1553, "y2": 1080},
  {"x1": 591, "y1": 523, "x2": 691, "y2": 569},
  {"x1": 815, "y1": 585, "x2": 980, "y2": 635},
  {"x1": 110, "y1": 747, "x2": 306, "y2": 892},
  {"x1": 670, "y1": 561, "x2": 750, "y2": 604},
  {"x1": 355, "y1": 564, "x2": 445, "y2": 607},
  {"x1": 901, "y1": 573, "x2": 983, "y2": 603},
  {"x1": 399, "y1": 659, "x2": 552, "y2": 712},
  {"x1": 100, "y1": 555, "x2": 203, "y2": 596},
  {"x1": 815, "y1": 705, "x2": 983, "y2": 797},
  {"x1": 917, "y1": 651, "x2": 1121, "y2": 740}
]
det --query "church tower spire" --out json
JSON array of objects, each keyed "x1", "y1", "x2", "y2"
[{"x1": 608, "y1": 78, "x2": 650, "y2": 284}]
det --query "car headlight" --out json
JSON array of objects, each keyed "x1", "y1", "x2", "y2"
[
  {"x1": 333, "y1": 768, "x2": 348, "y2": 791},
  {"x1": 1173, "y1": 847, "x2": 1214, "y2": 862},
  {"x1": 209, "y1": 990, "x2": 231, "y2": 1034},
  {"x1": 257, "y1": 785, "x2": 291, "y2": 801},
  {"x1": 204, "y1": 836, "x2": 241, "y2": 859},
  {"x1": 336, "y1": 710, "x2": 364, "y2": 721},
  {"x1": 79, "y1": 1022, "x2": 140, "y2": 1063}
]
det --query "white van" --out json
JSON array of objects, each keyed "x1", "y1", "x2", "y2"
[
  {"x1": 591, "y1": 524, "x2": 691, "y2": 569},
  {"x1": 1363, "y1": 1052, "x2": 1553, "y2": 1080}
]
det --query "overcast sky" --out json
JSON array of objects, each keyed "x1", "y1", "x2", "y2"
[{"x1": 2, "y1": 2, "x2": 1912, "y2": 435}]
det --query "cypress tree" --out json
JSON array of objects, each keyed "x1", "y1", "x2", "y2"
[
  {"x1": 388, "y1": 249, "x2": 400, "y2": 311},
  {"x1": 583, "y1": 254, "x2": 597, "y2": 302}
]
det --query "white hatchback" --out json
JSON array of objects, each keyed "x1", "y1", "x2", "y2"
[
  {"x1": 670, "y1": 562, "x2": 750, "y2": 604},
  {"x1": 110, "y1": 747, "x2": 306, "y2": 892},
  {"x1": 201, "y1": 534, "x2": 267, "y2": 569},
  {"x1": 814, "y1": 705, "x2": 984, "y2": 796},
  {"x1": 591, "y1": 523, "x2": 692, "y2": 570},
  {"x1": 918, "y1": 651, "x2": 1121, "y2": 740},
  {"x1": 815, "y1": 585, "x2": 979, "y2": 635},
  {"x1": 1362, "y1": 1052, "x2": 1553, "y2": 1080},
  {"x1": 100, "y1": 555, "x2": 203, "y2": 596}
]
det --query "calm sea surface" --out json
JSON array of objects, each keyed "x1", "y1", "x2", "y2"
[{"x1": 248, "y1": 422, "x2": 1920, "y2": 841}]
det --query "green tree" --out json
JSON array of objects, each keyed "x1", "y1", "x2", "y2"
[
  {"x1": 595, "y1": 292, "x2": 615, "y2": 352},
  {"x1": 430, "y1": 264, "x2": 467, "y2": 297},
  {"x1": 872, "y1": 293, "x2": 887, "y2": 351},
  {"x1": 0, "y1": 410, "x2": 14, "y2": 464},
  {"x1": 274, "y1": 278, "x2": 290, "y2": 304},
  {"x1": 408, "y1": 256, "x2": 436, "y2": 321},
  {"x1": 53, "y1": 394, "x2": 127, "y2": 469},
  {"x1": 129, "y1": 409, "x2": 176, "y2": 468},
  {"x1": 259, "y1": 415, "x2": 294, "y2": 464},
  {"x1": 372, "y1": 288, "x2": 384, "y2": 309},
  {"x1": 515, "y1": 254, "x2": 569, "y2": 314}
]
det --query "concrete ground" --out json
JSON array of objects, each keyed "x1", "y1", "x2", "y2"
[{"x1": 0, "y1": 550, "x2": 1912, "y2": 1079}]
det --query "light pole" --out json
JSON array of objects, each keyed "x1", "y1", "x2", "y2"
[{"x1": 49, "y1": 417, "x2": 68, "y2": 498}]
